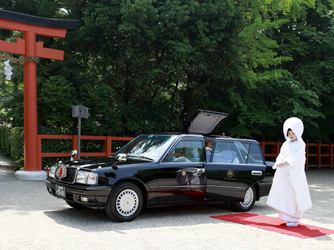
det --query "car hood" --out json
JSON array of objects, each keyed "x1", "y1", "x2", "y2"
[
  {"x1": 182, "y1": 110, "x2": 229, "y2": 135},
  {"x1": 68, "y1": 157, "x2": 152, "y2": 170}
]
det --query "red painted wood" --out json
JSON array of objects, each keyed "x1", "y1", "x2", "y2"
[
  {"x1": 37, "y1": 135, "x2": 333, "y2": 170},
  {"x1": 0, "y1": 17, "x2": 69, "y2": 171}
]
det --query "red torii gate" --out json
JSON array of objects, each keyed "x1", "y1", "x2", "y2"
[{"x1": 0, "y1": 10, "x2": 79, "y2": 179}]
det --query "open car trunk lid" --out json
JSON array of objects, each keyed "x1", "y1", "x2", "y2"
[{"x1": 183, "y1": 110, "x2": 229, "y2": 135}]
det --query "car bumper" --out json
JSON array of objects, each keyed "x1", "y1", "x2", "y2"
[
  {"x1": 258, "y1": 178, "x2": 273, "y2": 197},
  {"x1": 46, "y1": 179, "x2": 112, "y2": 208}
]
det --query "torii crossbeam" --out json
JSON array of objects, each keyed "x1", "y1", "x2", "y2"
[{"x1": 0, "y1": 10, "x2": 79, "y2": 177}]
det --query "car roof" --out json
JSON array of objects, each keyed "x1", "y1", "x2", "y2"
[{"x1": 139, "y1": 134, "x2": 258, "y2": 144}]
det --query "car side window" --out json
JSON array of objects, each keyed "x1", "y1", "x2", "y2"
[
  {"x1": 235, "y1": 142, "x2": 264, "y2": 165},
  {"x1": 212, "y1": 141, "x2": 241, "y2": 164},
  {"x1": 164, "y1": 139, "x2": 204, "y2": 163}
]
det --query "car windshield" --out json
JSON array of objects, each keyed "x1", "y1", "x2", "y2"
[{"x1": 115, "y1": 135, "x2": 176, "y2": 161}]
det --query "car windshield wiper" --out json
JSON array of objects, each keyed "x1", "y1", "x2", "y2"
[{"x1": 127, "y1": 155, "x2": 154, "y2": 161}]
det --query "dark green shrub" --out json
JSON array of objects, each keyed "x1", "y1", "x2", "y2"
[
  {"x1": 10, "y1": 127, "x2": 24, "y2": 165},
  {"x1": 0, "y1": 127, "x2": 11, "y2": 157}
]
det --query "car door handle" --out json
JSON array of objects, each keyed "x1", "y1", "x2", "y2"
[
  {"x1": 197, "y1": 168, "x2": 206, "y2": 173},
  {"x1": 251, "y1": 170, "x2": 262, "y2": 176}
]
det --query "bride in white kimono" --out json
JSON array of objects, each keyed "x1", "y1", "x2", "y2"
[{"x1": 267, "y1": 117, "x2": 312, "y2": 227}]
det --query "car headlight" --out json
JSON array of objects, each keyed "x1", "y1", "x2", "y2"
[
  {"x1": 75, "y1": 171, "x2": 98, "y2": 185},
  {"x1": 49, "y1": 166, "x2": 58, "y2": 179}
]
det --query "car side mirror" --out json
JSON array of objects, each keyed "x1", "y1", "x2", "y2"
[{"x1": 70, "y1": 150, "x2": 77, "y2": 161}]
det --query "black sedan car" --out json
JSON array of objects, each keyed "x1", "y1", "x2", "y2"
[{"x1": 46, "y1": 110, "x2": 274, "y2": 222}]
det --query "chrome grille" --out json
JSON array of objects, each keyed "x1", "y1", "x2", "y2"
[{"x1": 55, "y1": 167, "x2": 77, "y2": 183}]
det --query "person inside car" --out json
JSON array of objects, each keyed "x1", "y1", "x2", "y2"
[{"x1": 205, "y1": 141, "x2": 214, "y2": 163}]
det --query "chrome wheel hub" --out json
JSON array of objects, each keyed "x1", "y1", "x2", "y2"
[
  {"x1": 240, "y1": 187, "x2": 254, "y2": 207},
  {"x1": 116, "y1": 189, "x2": 139, "y2": 217}
]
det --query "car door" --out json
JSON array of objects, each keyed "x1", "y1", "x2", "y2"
[
  {"x1": 158, "y1": 137, "x2": 206, "y2": 204},
  {"x1": 206, "y1": 139, "x2": 266, "y2": 202}
]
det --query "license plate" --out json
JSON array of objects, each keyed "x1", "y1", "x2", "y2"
[{"x1": 55, "y1": 185, "x2": 65, "y2": 198}]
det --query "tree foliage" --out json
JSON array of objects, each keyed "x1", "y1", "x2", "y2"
[{"x1": 0, "y1": 0, "x2": 333, "y2": 143}]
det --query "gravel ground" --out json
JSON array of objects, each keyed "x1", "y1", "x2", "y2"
[{"x1": 0, "y1": 154, "x2": 333, "y2": 250}]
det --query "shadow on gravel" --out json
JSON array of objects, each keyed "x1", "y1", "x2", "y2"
[
  {"x1": 0, "y1": 166, "x2": 16, "y2": 181},
  {"x1": 43, "y1": 203, "x2": 234, "y2": 232}
]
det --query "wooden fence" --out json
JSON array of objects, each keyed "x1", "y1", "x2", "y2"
[
  {"x1": 37, "y1": 134, "x2": 133, "y2": 169},
  {"x1": 37, "y1": 135, "x2": 333, "y2": 169},
  {"x1": 259, "y1": 142, "x2": 334, "y2": 169}
]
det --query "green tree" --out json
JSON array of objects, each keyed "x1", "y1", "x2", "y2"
[{"x1": 1, "y1": 0, "x2": 333, "y2": 144}]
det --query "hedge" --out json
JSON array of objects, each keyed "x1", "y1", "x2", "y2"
[
  {"x1": 0, "y1": 126, "x2": 11, "y2": 157},
  {"x1": 0, "y1": 126, "x2": 24, "y2": 165}
]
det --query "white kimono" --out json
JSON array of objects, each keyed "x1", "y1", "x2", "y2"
[{"x1": 266, "y1": 118, "x2": 312, "y2": 222}]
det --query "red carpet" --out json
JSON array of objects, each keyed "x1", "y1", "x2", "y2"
[{"x1": 211, "y1": 212, "x2": 334, "y2": 239}]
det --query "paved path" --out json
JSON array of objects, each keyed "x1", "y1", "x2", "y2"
[{"x1": 0, "y1": 154, "x2": 334, "y2": 249}]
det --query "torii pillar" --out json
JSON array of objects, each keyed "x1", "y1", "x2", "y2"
[{"x1": 0, "y1": 10, "x2": 79, "y2": 180}]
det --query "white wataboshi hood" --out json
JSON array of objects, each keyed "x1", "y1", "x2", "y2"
[{"x1": 283, "y1": 117, "x2": 304, "y2": 142}]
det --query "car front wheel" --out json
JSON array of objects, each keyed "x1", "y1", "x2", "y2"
[
  {"x1": 231, "y1": 186, "x2": 256, "y2": 212},
  {"x1": 105, "y1": 182, "x2": 143, "y2": 222}
]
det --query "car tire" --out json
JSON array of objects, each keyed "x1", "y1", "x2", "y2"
[
  {"x1": 105, "y1": 182, "x2": 143, "y2": 222},
  {"x1": 231, "y1": 186, "x2": 256, "y2": 212},
  {"x1": 66, "y1": 200, "x2": 86, "y2": 209}
]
